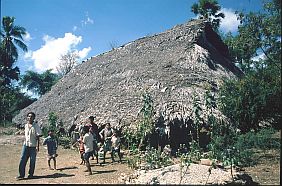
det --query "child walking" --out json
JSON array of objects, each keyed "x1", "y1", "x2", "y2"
[
  {"x1": 78, "y1": 134, "x2": 85, "y2": 165},
  {"x1": 43, "y1": 130, "x2": 58, "y2": 170},
  {"x1": 111, "y1": 130, "x2": 122, "y2": 163},
  {"x1": 83, "y1": 126, "x2": 94, "y2": 175}
]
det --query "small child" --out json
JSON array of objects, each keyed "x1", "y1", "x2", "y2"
[
  {"x1": 111, "y1": 130, "x2": 122, "y2": 163},
  {"x1": 43, "y1": 130, "x2": 58, "y2": 170},
  {"x1": 83, "y1": 126, "x2": 94, "y2": 175},
  {"x1": 78, "y1": 134, "x2": 85, "y2": 165}
]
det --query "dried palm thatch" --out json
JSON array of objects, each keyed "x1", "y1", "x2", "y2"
[{"x1": 13, "y1": 19, "x2": 242, "y2": 130}]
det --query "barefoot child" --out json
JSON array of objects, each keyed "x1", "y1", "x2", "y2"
[
  {"x1": 43, "y1": 130, "x2": 58, "y2": 170},
  {"x1": 78, "y1": 134, "x2": 85, "y2": 165},
  {"x1": 111, "y1": 130, "x2": 122, "y2": 163},
  {"x1": 99, "y1": 123, "x2": 114, "y2": 164},
  {"x1": 83, "y1": 126, "x2": 94, "y2": 175}
]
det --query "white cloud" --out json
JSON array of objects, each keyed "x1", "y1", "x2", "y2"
[
  {"x1": 23, "y1": 31, "x2": 32, "y2": 42},
  {"x1": 76, "y1": 47, "x2": 92, "y2": 59},
  {"x1": 81, "y1": 11, "x2": 94, "y2": 26},
  {"x1": 219, "y1": 8, "x2": 241, "y2": 33},
  {"x1": 25, "y1": 33, "x2": 91, "y2": 72}
]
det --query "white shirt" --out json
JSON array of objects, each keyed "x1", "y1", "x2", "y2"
[
  {"x1": 83, "y1": 133, "x2": 94, "y2": 153},
  {"x1": 24, "y1": 122, "x2": 42, "y2": 147},
  {"x1": 111, "y1": 136, "x2": 121, "y2": 149}
]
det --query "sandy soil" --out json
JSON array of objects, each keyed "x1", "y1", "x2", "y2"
[
  {"x1": 0, "y1": 130, "x2": 280, "y2": 185},
  {"x1": 0, "y1": 134, "x2": 133, "y2": 184}
]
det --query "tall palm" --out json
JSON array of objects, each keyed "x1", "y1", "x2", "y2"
[
  {"x1": 191, "y1": 0, "x2": 225, "y2": 31},
  {"x1": 1, "y1": 16, "x2": 27, "y2": 65},
  {"x1": 1, "y1": 16, "x2": 28, "y2": 86}
]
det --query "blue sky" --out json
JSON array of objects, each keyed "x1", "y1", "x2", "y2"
[{"x1": 1, "y1": 0, "x2": 264, "y2": 74}]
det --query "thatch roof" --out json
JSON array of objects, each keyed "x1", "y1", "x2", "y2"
[{"x1": 13, "y1": 19, "x2": 242, "y2": 129}]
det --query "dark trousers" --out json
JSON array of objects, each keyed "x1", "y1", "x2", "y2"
[{"x1": 19, "y1": 145, "x2": 37, "y2": 177}]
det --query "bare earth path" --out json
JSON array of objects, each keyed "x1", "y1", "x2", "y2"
[
  {"x1": 0, "y1": 134, "x2": 133, "y2": 184},
  {"x1": 0, "y1": 131, "x2": 280, "y2": 185}
]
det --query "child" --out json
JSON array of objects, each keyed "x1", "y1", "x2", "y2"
[
  {"x1": 111, "y1": 130, "x2": 122, "y2": 163},
  {"x1": 99, "y1": 123, "x2": 114, "y2": 164},
  {"x1": 43, "y1": 130, "x2": 58, "y2": 170},
  {"x1": 83, "y1": 126, "x2": 94, "y2": 175},
  {"x1": 77, "y1": 134, "x2": 85, "y2": 165}
]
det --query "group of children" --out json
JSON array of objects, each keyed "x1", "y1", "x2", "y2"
[{"x1": 42, "y1": 116, "x2": 122, "y2": 175}]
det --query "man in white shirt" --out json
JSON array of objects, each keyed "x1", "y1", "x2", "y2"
[
  {"x1": 16, "y1": 112, "x2": 42, "y2": 180},
  {"x1": 83, "y1": 126, "x2": 94, "y2": 175}
]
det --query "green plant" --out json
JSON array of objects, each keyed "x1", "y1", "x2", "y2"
[
  {"x1": 126, "y1": 146, "x2": 172, "y2": 170},
  {"x1": 178, "y1": 152, "x2": 192, "y2": 184},
  {"x1": 143, "y1": 147, "x2": 172, "y2": 170},
  {"x1": 123, "y1": 91, "x2": 155, "y2": 150},
  {"x1": 58, "y1": 136, "x2": 71, "y2": 149},
  {"x1": 192, "y1": 94, "x2": 203, "y2": 144}
]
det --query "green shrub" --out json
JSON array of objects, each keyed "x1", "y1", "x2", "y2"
[
  {"x1": 143, "y1": 147, "x2": 172, "y2": 170},
  {"x1": 58, "y1": 136, "x2": 71, "y2": 149},
  {"x1": 126, "y1": 146, "x2": 172, "y2": 170}
]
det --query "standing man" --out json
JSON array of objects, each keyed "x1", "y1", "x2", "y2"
[{"x1": 16, "y1": 112, "x2": 42, "y2": 180}]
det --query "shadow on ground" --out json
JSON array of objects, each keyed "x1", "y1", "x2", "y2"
[
  {"x1": 26, "y1": 173, "x2": 75, "y2": 180},
  {"x1": 94, "y1": 170, "x2": 117, "y2": 175},
  {"x1": 56, "y1": 166, "x2": 78, "y2": 171}
]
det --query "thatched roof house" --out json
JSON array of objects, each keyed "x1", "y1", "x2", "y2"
[{"x1": 13, "y1": 19, "x2": 242, "y2": 132}]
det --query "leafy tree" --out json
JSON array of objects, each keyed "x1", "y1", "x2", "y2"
[
  {"x1": 191, "y1": 0, "x2": 225, "y2": 31},
  {"x1": 20, "y1": 69, "x2": 59, "y2": 96},
  {"x1": 223, "y1": 0, "x2": 281, "y2": 71},
  {"x1": 220, "y1": 0, "x2": 281, "y2": 132},
  {"x1": 219, "y1": 69, "x2": 280, "y2": 133},
  {"x1": 0, "y1": 86, "x2": 36, "y2": 125},
  {"x1": 0, "y1": 16, "x2": 27, "y2": 87},
  {"x1": 56, "y1": 51, "x2": 79, "y2": 77}
]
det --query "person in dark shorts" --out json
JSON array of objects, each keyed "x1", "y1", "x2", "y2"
[
  {"x1": 87, "y1": 116, "x2": 99, "y2": 163},
  {"x1": 42, "y1": 130, "x2": 58, "y2": 170},
  {"x1": 99, "y1": 123, "x2": 114, "y2": 164},
  {"x1": 83, "y1": 126, "x2": 94, "y2": 175}
]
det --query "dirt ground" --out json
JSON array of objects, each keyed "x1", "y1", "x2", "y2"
[
  {"x1": 0, "y1": 134, "x2": 133, "y2": 184},
  {"x1": 243, "y1": 131, "x2": 281, "y2": 185},
  {"x1": 0, "y1": 128, "x2": 280, "y2": 184},
  {"x1": 244, "y1": 149, "x2": 280, "y2": 185}
]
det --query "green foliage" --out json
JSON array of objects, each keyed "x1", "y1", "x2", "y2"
[
  {"x1": 42, "y1": 112, "x2": 71, "y2": 149},
  {"x1": 191, "y1": 0, "x2": 225, "y2": 31},
  {"x1": 126, "y1": 144, "x2": 141, "y2": 169},
  {"x1": 58, "y1": 136, "x2": 71, "y2": 149},
  {"x1": 42, "y1": 112, "x2": 58, "y2": 138},
  {"x1": 126, "y1": 147, "x2": 172, "y2": 170},
  {"x1": 208, "y1": 124, "x2": 279, "y2": 167},
  {"x1": 0, "y1": 86, "x2": 36, "y2": 125},
  {"x1": 192, "y1": 94, "x2": 203, "y2": 142},
  {"x1": 123, "y1": 91, "x2": 154, "y2": 150},
  {"x1": 143, "y1": 147, "x2": 172, "y2": 170},
  {"x1": 219, "y1": 69, "x2": 281, "y2": 132},
  {"x1": 20, "y1": 69, "x2": 59, "y2": 96},
  {"x1": 223, "y1": 0, "x2": 281, "y2": 71},
  {"x1": 220, "y1": 0, "x2": 281, "y2": 132},
  {"x1": 1, "y1": 16, "x2": 27, "y2": 87}
]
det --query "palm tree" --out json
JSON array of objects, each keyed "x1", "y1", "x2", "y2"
[
  {"x1": 1, "y1": 16, "x2": 27, "y2": 63},
  {"x1": 20, "y1": 70, "x2": 59, "y2": 96},
  {"x1": 191, "y1": 0, "x2": 225, "y2": 31},
  {"x1": 1, "y1": 16, "x2": 28, "y2": 86}
]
